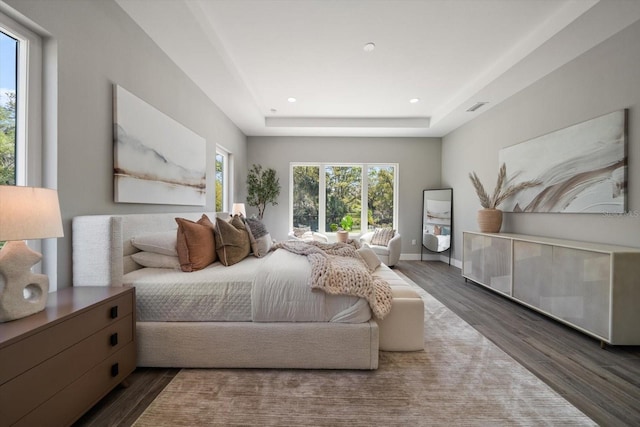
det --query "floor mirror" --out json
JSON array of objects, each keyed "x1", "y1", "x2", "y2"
[{"x1": 421, "y1": 188, "x2": 453, "y2": 264}]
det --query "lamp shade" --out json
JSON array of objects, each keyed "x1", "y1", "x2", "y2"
[
  {"x1": 0, "y1": 186, "x2": 64, "y2": 241},
  {"x1": 232, "y1": 203, "x2": 246, "y2": 217}
]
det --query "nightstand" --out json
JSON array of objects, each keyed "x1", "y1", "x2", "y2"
[{"x1": 0, "y1": 286, "x2": 136, "y2": 426}]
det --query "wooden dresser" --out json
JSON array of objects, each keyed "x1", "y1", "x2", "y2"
[{"x1": 0, "y1": 286, "x2": 136, "y2": 426}]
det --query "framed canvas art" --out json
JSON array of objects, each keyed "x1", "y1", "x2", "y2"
[
  {"x1": 499, "y1": 110, "x2": 627, "y2": 213},
  {"x1": 113, "y1": 85, "x2": 206, "y2": 205}
]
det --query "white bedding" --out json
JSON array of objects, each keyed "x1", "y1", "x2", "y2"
[
  {"x1": 252, "y1": 249, "x2": 371, "y2": 323},
  {"x1": 124, "y1": 249, "x2": 372, "y2": 323}
]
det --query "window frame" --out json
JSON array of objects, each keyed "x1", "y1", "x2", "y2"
[
  {"x1": 215, "y1": 147, "x2": 230, "y2": 213},
  {"x1": 0, "y1": 11, "x2": 42, "y2": 187},
  {"x1": 290, "y1": 162, "x2": 399, "y2": 235}
]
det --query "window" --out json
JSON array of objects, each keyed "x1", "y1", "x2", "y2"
[
  {"x1": 292, "y1": 165, "x2": 319, "y2": 230},
  {"x1": 0, "y1": 29, "x2": 17, "y2": 185},
  {"x1": 215, "y1": 149, "x2": 228, "y2": 212},
  {"x1": 291, "y1": 163, "x2": 397, "y2": 234},
  {"x1": 0, "y1": 12, "x2": 42, "y2": 187}
]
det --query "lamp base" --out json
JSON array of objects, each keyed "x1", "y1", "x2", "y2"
[{"x1": 0, "y1": 240, "x2": 49, "y2": 322}]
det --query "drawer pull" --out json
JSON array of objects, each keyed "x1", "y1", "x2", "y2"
[
  {"x1": 111, "y1": 363, "x2": 119, "y2": 377},
  {"x1": 110, "y1": 306, "x2": 118, "y2": 319},
  {"x1": 110, "y1": 333, "x2": 119, "y2": 346}
]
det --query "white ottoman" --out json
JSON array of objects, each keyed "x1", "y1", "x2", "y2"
[{"x1": 377, "y1": 286, "x2": 425, "y2": 351}]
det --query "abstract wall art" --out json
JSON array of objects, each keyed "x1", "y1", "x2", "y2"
[
  {"x1": 113, "y1": 85, "x2": 206, "y2": 205},
  {"x1": 498, "y1": 110, "x2": 627, "y2": 213}
]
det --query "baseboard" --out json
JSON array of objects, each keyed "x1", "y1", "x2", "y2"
[{"x1": 400, "y1": 253, "x2": 461, "y2": 268}]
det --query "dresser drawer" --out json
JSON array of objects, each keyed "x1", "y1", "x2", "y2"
[
  {"x1": 13, "y1": 341, "x2": 136, "y2": 427},
  {"x1": 0, "y1": 292, "x2": 133, "y2": 385},
  {"x1": 0, "y1": 314, "x2": 133, "y2": 425}
]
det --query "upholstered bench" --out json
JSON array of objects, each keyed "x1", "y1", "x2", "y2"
[{"x1": 377, "y1": 286, "x2": 425, "y2": 351}]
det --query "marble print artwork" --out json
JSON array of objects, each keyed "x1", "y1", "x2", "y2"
[
  {"x1": 499, "y1": 110, "x2": 627, "y2": 213},
  {"x1": 114, "y1": 85, "x2": 206, "y2": 206}
]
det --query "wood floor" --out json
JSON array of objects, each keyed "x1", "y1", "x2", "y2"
[{"x1": 73, "y1": 261, "x2": 640, "y2": 426}]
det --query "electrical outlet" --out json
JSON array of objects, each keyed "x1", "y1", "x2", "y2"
[{"x1": 411, "y1": 239, "x2": 416, "y2": 245}]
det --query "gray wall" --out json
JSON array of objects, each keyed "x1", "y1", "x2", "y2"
[
  {"x1": 443, "y1": 19, "x2": 640, "y2": 262},
  {"x1": 5, "y1": 0, "x2": 247, "y2": 288},
  {"x1": 247, "y1": 136, "x2": 441, "y2": 257}
]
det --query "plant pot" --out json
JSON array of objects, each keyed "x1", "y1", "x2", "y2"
[
  {"x1": 336, "y1": 230, "x2": 349, "y2": 243},
  {"x1": 477, "y1": 208, "x2": 503, "y2": 233}
]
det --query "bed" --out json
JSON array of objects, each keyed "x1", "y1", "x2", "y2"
[{"x1": 72, "y1": 212, "x2": 411, "y2": 370}]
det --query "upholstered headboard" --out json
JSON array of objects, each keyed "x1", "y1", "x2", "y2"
[{"x1": 72, "y1": 212, "x2": 221, "y2": 287}]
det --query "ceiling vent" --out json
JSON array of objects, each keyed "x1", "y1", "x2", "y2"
[{"x1": 466, "y1": 102, "x2": 489, "y2": 112}]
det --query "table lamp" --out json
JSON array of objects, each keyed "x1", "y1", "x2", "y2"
[
  {"x1": 0, "y1": 186, "x2": 63, "y2": 322},
  {"x1": 232, "y1": 203, "x2": 246, "y2": 217}
]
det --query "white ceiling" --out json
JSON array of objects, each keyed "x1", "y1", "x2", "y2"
[{"x1": 116, "y1": 0, "x2": 640, "y2": 138}]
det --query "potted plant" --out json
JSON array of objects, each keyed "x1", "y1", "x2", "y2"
[
  {"x1": 335, "y1": 215, "x2": 353, "y2": 243},
  {"x1": 469, "y1": 163, "x2": 540, "y2": 233},
  {"x1": 246, "y1": 164, "x2": 281, "y2": 220}
]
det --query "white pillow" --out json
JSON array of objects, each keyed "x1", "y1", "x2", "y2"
[
  {"x1": 357, "y1": 246, "x2": 381, "y2": 272},
  {"x1": 131, "y1": 231, "x2": 178, "y2": 256},
  {"x1": 131, "y1": 251, "x2": 181, "y2": 269}
]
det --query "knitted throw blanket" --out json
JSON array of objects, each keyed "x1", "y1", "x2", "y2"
[{"x1": 273, "y1": 241, "x2": 392, "y2": 319}]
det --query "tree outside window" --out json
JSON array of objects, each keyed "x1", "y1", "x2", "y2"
[
  {"x1": 292, "y1": 165, "x2": 319, "y2": 230},
  {"x1": 325, "y1": 165, "x2": 362, "y2": 232}
]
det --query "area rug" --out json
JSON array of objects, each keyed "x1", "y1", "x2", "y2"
[{"x1": 133, "y1": 272, "x2": 594, "y2": 426}]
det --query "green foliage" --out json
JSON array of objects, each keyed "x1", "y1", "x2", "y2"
[
  {"x1": 325, "y1": 166, "x2": 362, "y2": 231},
  {"x1": 0, "y1": 92, "x2": 16, "y2": 185},
  {"x1": 340, "y1": 215, "x2": 353, "y2": 231},
  {"x1": 292, "y1": 166, "x2": 319, "y2": 230},
  {"x1": 367, "y1": 166, "x2": 394, "y2": 228},
  {"x1": 246, "y1": 164, "x2": 281, "y2": 220},
  {"x1": 215, "y1": 154, "x2": 224, "y2": 211}
]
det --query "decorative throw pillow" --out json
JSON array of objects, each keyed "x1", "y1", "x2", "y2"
[
  {"x1": 215, "y1": 216, "x2": 251, "y2": 266},
  {"x1": 245, "y1": 218, "x2": 272, "y2": 257},
  {"x1": 357, "y1": 246, "x2": 381, "y2": 272},
  {"x1": 175, "y1": 214, "x2": 216, "y2": 272},
  {"x1": 245, "y1": 218, "x2": 268, "y2": 238},
  {"x1": 434, "y1": 225, "x2": 442, "y2": 235},
  {"x1": 370, "y1": 227, "x2": 396, "y2": 246},
  {"x1": 131, "y1": 251, "x2": 181, "y2": 269},
  {"x1": 292, "y1": 226, "x2": 310, "y2": 237},
  {"x1": 131, "y1": 230, "x2": 178, "y2": 256}
]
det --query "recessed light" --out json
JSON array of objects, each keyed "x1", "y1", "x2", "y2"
[
  {"x1": 363, "y1": 42, "x2": 376, "y2": 52},
  {"x1": 409, "y1": 98, "x2": 420, "y2": 104},
  {"x1": 287, "y1": 97, "x2": 297, "y2": 103}
]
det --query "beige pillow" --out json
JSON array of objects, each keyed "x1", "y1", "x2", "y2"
[
  {"x1": 371, "y1": 227, "x2": 395, "y2": 246},
  {"x1": 357, "y1": 245, "x2": 381, "y2": 272},
  {"x1": 131, "y1": 231, "x2": 178, "y2": 256},
  {"x1": 131, "y1": 251, "x2": 180, "y2": 269},
  {"x1": 175, "y1": 214, "x2": 216, "y2": 272},
  {"x1": 215, "y1": 216, "x2": 251, "y2": 266}
]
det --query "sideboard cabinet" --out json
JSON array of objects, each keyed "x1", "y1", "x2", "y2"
[{"x1": 463, "y1": 231, "x2": 640, "y2": 345}]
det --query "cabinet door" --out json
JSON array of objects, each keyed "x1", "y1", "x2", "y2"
[
  {"x1": 513, "y1": 241, "x2": 553, "y2": 307},
  {"x1": 551, "y1": 247, "x2": 610, "y2": 340},
  {"x1": 463, "y1": 234, "x2": 512, "y2": 295}
]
